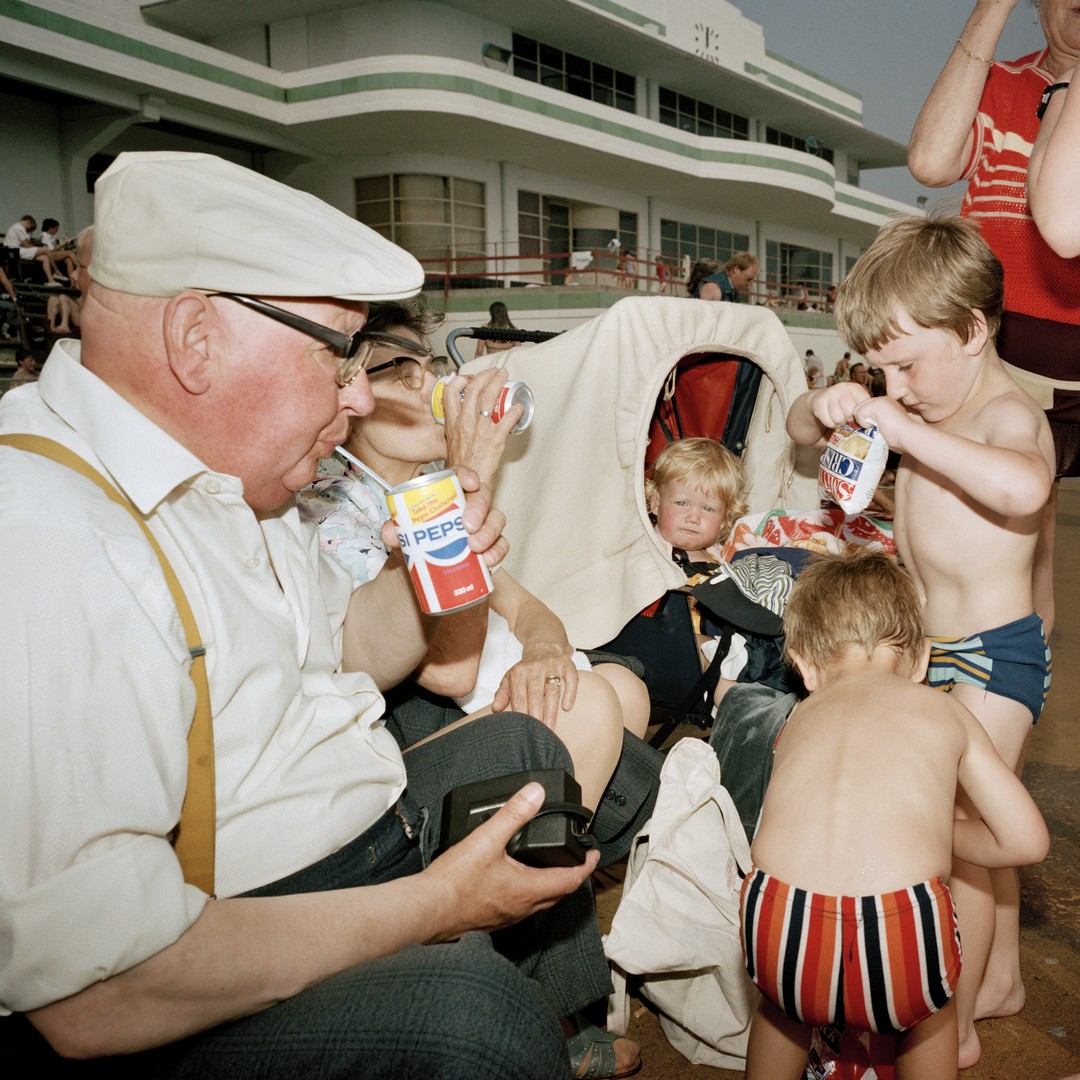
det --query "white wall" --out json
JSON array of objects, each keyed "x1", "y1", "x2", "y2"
[
  {"x1": 0, "y1": 92, "x2": 69, "y2": 235},
  {"x1": 273, "y1": 1, "x2": 505, "y2": 70}
]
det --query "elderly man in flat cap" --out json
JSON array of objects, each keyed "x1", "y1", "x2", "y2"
[{"x1": 0, "y1": 152, "x2": 639, "y2": 1080}]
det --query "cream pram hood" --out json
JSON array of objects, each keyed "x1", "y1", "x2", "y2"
[{"x1": 462, "y1": 297, "x2": 818, "y2": 648}]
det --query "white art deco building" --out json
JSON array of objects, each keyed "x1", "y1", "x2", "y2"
[{"x1": 0, "y1": 0, "x2": 913, "y2": 349}]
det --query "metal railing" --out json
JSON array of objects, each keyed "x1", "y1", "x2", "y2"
[{"x1": 417, "y1": 247, "x2": 834, "y2": 311}]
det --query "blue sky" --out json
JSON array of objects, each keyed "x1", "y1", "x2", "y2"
[{"x1": 731, "y1": 0, "x2": 1045, "y2": 205}]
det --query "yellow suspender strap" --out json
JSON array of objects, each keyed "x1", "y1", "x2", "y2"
[{"x1": 0, "y1": 434, "x2": 216, "y2": 895}]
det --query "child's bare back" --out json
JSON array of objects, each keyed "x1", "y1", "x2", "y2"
[
  {"x1": 752, "y1": 668, "x2": 966, "y2": 895},
  {"x1": 740, "y1": 552, "x2": 1047, "y2": 1079},
  {"x1": 750, "y1": 657, "x2": 1048, "y2": 900}
]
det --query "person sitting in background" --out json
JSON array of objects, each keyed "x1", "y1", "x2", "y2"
[
  {"x1": 830, "y1": 352, "x2": 853, "y2": 385},
  {"x1": 474, "y1": 299, "x2": 519, "y2": 357},
  {"x1": 686, "y1": 252, "x2": 759, "y2": 302},
  {"x1": 790, "y1": 280, "x2": 811, "y2": 310},
  {"x1": 849, "y1": 360, "x2": 871, "y2": 388},
  {"x1": 9, "y1": 349, "x2": 38, "y2": 386},
  {"x1": 3, "y1": 215, "x2": 67, "y2": 286},
  {"x1": 47, "y1": 226, "x2": 92, "y2": 336},
  {"x1": 39, "y1": 218, "x2": 79, "y2": 281}
]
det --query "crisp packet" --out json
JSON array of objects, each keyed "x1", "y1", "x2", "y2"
[{"x1": 818, "y1": 422, "x2": 889, "y2": 516}]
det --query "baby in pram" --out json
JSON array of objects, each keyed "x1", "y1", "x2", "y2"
[{"x1": 647, "y1": 437, "x2": 766, "y2": 702}]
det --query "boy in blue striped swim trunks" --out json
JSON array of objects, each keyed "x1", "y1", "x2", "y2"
[{"x1": 787, "y1": 215, "x2": 1056, "y2": 1070}]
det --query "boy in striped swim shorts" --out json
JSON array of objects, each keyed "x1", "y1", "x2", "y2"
[
  {"x1": 787, "y1": 215, "x2": 1056, "y2": 1069},
  {"x1": 740, "y1": 553, "x2": 1048, "y2": 1079}
]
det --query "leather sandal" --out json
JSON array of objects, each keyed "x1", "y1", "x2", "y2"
[{"x1": 566, "y1": 1020, "x2": 642, "y2": 1079}]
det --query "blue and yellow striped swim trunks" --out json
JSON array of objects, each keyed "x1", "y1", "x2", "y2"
[{"x1": 928, "y1": 613, "x2": 1051, "y2": 724}]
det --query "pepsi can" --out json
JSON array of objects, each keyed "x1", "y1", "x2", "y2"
[{"x1": 388, "y1": 468, "x2": 492, "y2": 614}]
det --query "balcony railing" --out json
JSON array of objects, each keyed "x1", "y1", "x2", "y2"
[{"x1": 416, "y1": 247, "x2": 834, "y2": 312}]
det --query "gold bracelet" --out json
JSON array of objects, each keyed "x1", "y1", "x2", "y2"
[{"x1": 957, "y1": 37, "x2": 992, "y2": 64}]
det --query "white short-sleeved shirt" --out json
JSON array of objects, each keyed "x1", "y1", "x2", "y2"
[
  {"x1": 0, "y1": 343, "x2": 406, "y2": 1013},
  {"x1": 4, "y1": 221, "x2": 29, "y2": 248}
]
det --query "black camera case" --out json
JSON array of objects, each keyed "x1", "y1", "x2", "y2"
[{"x1": 439, "y1": 769, "x2": 596, "y2": 867}]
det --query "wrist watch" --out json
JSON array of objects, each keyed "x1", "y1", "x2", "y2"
[{"x1": 1037, "y1": 81, "x2": 1070, "y2": 120}]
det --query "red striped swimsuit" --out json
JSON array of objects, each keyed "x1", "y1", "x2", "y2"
[{"x1": 740, "y1": 868, "x2": 961, "y2": 1033}]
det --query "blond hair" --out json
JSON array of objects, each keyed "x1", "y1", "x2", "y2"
[
  {"x1": 686, "y1": 252, "x2": 759, "y2": 295},
  {"x1": 784, "y1": 552, "x2": 924, "y2": 672},
  {"x1": 835, "y1": 214, "x2": 1003, "y2": 355},
  {"x1": 724, "y1": 250, "x2": 758, "y2": 275},
  {"x1": 647, "y1": 438, "x2": 747, "y2": 544}
]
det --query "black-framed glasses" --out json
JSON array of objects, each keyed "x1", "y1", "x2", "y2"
[
  {"x1": 367, "y1": 354, "x2": 453, "y2": 391},
  {"x1": 209, "y1": 292, "x2": 399, "y2": 388}
]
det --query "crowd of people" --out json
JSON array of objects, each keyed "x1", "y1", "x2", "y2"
[{"x1": 1, "y1": 2, "x2": 1075, "y2": 1074}]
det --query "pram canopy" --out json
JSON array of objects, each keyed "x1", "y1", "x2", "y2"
[{"x1": 461, "y1": 296, "x2": 818, "y2": 648}]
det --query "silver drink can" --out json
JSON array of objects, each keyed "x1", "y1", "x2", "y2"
[{"x1": 431, "y1": 376, "x2": 534, "y2": 433}]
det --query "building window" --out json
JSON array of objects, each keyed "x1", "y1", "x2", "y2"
[
  {"x1": 659, "y1": 219, "x2": 750, "y2": 267},
  {"x1": 766, "y1": 240, "x2": 834, "y2": 302},
  {"x1": 512, "y1": 34, "x2": 635, "y2": 112},
  {"x1": 658, "y1": 88, "x2": 749, "y2": 139},
  {"x1": 355, "y1": 174, "x2": 486, "y2": 261},
  {"x1": 765, "y1": 127, "x2": 835, "y2": 165},
  {"x1": 518, "y1": 190, "x2": 571, "y2": 257}
]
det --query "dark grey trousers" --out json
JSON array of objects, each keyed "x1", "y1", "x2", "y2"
[
  {"x1": 383, "y1": 681, "x2": 664, "y2": 870},
  {"x1": 4, "y1": 713, "x2": 611, "y2": 1079}
]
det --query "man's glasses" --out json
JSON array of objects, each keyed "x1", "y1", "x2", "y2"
[
  {"x1": 209, "y1": 293, "x2": 429, "y2": 388},
  {"x1": 367, "y1": 353, "x2": 453, "y2": 391}
]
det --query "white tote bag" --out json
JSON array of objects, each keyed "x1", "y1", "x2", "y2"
[{"x1": 604, "y1": 737, "x2": 759, "y2": 1070}]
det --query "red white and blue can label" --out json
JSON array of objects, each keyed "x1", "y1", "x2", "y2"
[{"x1": 388, "y1": 468, "x2": 492, "y2": 615}]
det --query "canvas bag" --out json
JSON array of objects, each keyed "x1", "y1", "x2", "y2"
[{"x1": 604, "y1": 738, "x2": 758, "y2": 1069}]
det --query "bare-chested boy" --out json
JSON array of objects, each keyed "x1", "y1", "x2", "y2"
[
  {"x1": 741, "y1": 552, "x2": 1048, "y2": 1080},
  {"x1": 786, "y1": 214, "x2": 1055, "y2": 1069}
]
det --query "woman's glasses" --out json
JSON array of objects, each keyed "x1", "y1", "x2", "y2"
[{"x1": 366, "y1": 354, "x2": 453, "y2": 391}]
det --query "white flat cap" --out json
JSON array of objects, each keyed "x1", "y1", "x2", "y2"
[{"x1": 92, "y1": 151, "x2": 423, "y2": 301}]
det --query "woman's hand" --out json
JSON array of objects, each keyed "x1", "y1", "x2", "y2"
[
  {"x1": 441, "y1": 367, "x2": 522, "y2": 489},
  {"x1": 379, "y1": 463, "x2": 509, "y2": 567},
  {"x1": 492, "y1": 642, "x2": 579, "y2": 729}
]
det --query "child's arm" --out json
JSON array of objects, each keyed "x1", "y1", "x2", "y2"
[
  {"x1": 952, "y1": 703, "x2": 1049, "y2": 868},
  {"x1": 489, "y1": 571, "x2": 579, "y2": 726},
  {"x1": 856, "y1": 395, "x2": 1053, "y2": 518},
  {"x1": 786, "y1": 383, "x2": 871, "y2": 445}
]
